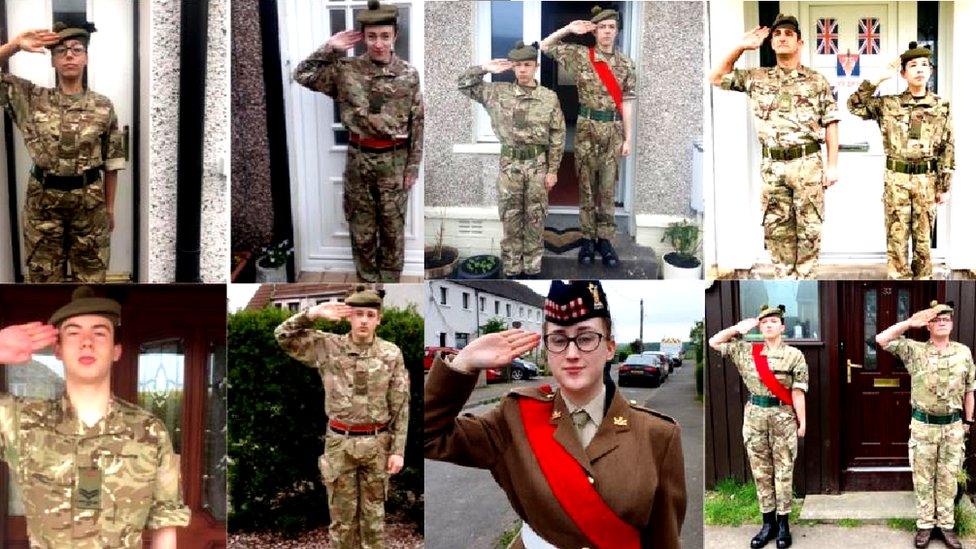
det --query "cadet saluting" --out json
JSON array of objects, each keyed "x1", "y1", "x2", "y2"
[
  {"x1": 709, "y1": 304, "x2": 809, "y2": 548},
  {"x1": 847, "y1": 43, "x2": 954, "y2": 280},
  {"x1": 876, "y1": 301, "x2": 974, "y2": 549},
  {"x1": 709, "y1": 14, "x2": 840, "y2": 279},
  {"x1": 458, "y1": 41, "x2": 565, "y2": 279},
  {"x1": 0, "y1": 23, "x2": 125, "y2": 282},
  {"x1": 294, "y1": 0, "x2": 423, "y2": 283}
]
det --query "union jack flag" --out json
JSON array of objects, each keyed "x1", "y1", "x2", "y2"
[
  {"x1": 817, "y1": 18, "x2": 838, "y2": 55},
  {"x1": 858, "y1": 18, "x2": 881, "y2": 55}
]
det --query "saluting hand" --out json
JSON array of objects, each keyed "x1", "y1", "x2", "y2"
[
  {"x1": 734, "y1": 318, "x2": 759, "y2": 335},
  {"x1": 308, "y1": 302, "x2": 353, "y2": 322},
  {"x1": 565, "y1": 20, "x2": 597, "y2": 35},
  {"x1": 327, "y1": 30, "x2": 362, "y2": 53},
  {"x1": 0, "y1": 322, "x2": 57, "y2": 364},
  {"x1": 482, "y1": 59, "x2": 513, "y2": 74},
  {"x1": 907, "y1": 307, "x2": 939, "y2": 328},
  {"x1": 452, "y1": 329, "x2": 541, "y2": 374},
  {"x1": 740, "y1": 26, "x2": 769, "y2": 51},
  {"x1": 15, "y1": 29, "x2": 60, "y2": 53}
]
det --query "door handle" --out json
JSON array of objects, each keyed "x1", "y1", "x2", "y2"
[{"x1": 847, "y1": 359, "x2": 863, "y2": 383}]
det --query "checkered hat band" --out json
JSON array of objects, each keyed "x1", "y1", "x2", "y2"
[{"x1": 544, "y1": 297, "x2": 589, "y2": 321}]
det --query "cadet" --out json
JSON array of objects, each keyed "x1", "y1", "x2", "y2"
[
  {"x1": 0, "y1": 23, "x2": 126, "y2": 282},
  {"x1": 458, "y1": 41, "x2": 565, "y2": 278},
  {"x1": 426, "y1": 280, "x2": 686, "y2": 548},
  {"x1": 294, "y1": 0, "x2": 423, "y2": 283},
  {"x1": 709, "y1": 304, "x2": 809, "y2": 548},
  {"x1": 0, "y1": 286, "x2": 189, "y2": 547},
  {"x1": 848, "y1": 43, "x2": 954, "y2": 280},
  {"x1": 709, "y1": 14, "x2": 840, "y2": 279},
  {"x1": 275, "y1": 286, "x2": 410, "y2": 549},
  {"x1": 876, "y1": 301, "x2": 974, "y2": 549},
  {"x1": 541, "y1": 6, "x2": 637, "y2": 268}
]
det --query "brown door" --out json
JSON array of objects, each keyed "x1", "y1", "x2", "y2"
[{"x1": 840, "y1": 282, "x2": 936, "y2": 490}]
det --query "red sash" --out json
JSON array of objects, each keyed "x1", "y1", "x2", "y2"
[
  {"x1": 751, "y1": 343, "x2": 793, "y2": 405},
  {"x1": 518, "y1": 395, "x2": 640, "y2": 549},
  {"x1": 588, "y1": 47, "x2": 623, "y2": 114}
]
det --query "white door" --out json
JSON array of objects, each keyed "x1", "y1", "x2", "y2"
[
  {"x1": 9, "y1": 0, "x2": 135, "y2": 280},
  {"x1": 806, "y1": 3, "x2": 944, "y2": 262},
  {"x1": 278, "y1": 0, "x2": 424, "y2": 277}
]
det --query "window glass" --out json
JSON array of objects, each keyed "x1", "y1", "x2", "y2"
[
  {"x1": 138, "y1": 339, "x2": 185, "y2": 454},
  {"x1": 203, "y1": 342, "x2": 228, "y2": 521},
  {"x1": 489, "y1": 1, "x2": 523, "y2": 83},
  {"x1": 738, "y1": 281, "x2": 821, "y2": 340}
]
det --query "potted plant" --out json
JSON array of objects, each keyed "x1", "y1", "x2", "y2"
[
  {"x1": 660, "y1": 220, "x2": 702, "y2": 279},
  {"x1": 457, "y1": 254, "x2": 502, "y2": 280},
  {"x1": 255, "y1": 239, "x2": 293, "y2": 282},
  {"x1": 425, "y1": 221, "x2": 459, "y2": 279}
]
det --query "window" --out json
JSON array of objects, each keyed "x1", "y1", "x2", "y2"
[
  {"x1": 537, "y1": 310, "x2": 541, "y2": 321},
  {"x1": 456, "y1": 333, "x2": 470, "y2": 348},
  {"x1": 495, "y1": 300, "x2": 500, "y2": 314},
  {"x1": 738, "y1": 281, "x2": 821, "y2": 340},
  {"x1": 506, "y1": 304, "x2": 512, "y2": 317},
  {"x1": 439, "y1": 332, "x2": 447, "y2": 346},
  {"x1": 440, "y1": 287, "x2": 448, "y2": 305},
  {"x1": 287, "y1": 302, "x2": 299, "y2": 312},
  {"x1": 204, "y1": 342, "x2": 227, "y2": 520},
  {"x1": 480, "y1": 296, "x2": 486, "y2": 312},
  {"x1": 519, "y1": 306, "x2": 525, "y2": 318},
  {"x1": 463, "y1": 292, "x2": 471, "y2": 310},
  {"x1": 138, "y1": 339, "x2": 185, "y2": 453}
]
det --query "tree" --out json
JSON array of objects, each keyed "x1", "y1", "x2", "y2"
[
  {"x1": 630, "y1": 338, "x2": 643, "y2": 354},
  {"x1": 480, "y1": 316, "x2": 508, "y2": 335}
]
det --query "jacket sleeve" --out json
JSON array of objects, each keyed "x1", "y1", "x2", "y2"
[
  {"x1": 102, "y1": 103, "x2": 127, "y2": 172},
  {"x1": 387, "y1": 348, "x2": 410, "y2": 456},
  {"x1": 406, "y1": 80, "x2": 424, "y2": 180},
  {"x1": 846, "y1": 80, "x2": 882, "y2": 121},
  {"x1": 423, "y1": 356, "x2": 511, "y2": 469},
  {"x1": 293, "y1": 44, "x2": 342, "y2": 97},
  {"x1": 457, "y1": 65, "x2": 492, "y2": 106},
  {"x1": 547, "y1": 99, "x2": 566, "y2": 174},
  {"x1": 644, "y1": 423, "x2": 686, "y2": 549},
  {"x1": 937, "y1": 102, "x2": 954, "y2": 195},
  {"x1": 0, "y1": 71, "x2": 35, "y2": 129},
  {"x1": 273, "y1": 310, "x2": 340, "y2": 368},
  {"x1": 145, "y1": 419, "x2": 191, "y2": 529}
]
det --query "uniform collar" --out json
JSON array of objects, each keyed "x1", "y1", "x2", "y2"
[
  {"x1": 564, "y1": 384, "x2": 606, "y2": 423},
  {"x1": 359, "y1": 52, "x2": 403, "y2": 74},
  {"x1": 345, "y1": 333, "x2": 379, "y2": 356},
  {"x1": 771, "y1": 63, "x2": 809, "y2": 79},
  {"x1": 899, "y1": 90, "x2": 936, "y2": 107},
  {"x1": 514, "y1": 80, "x2": 543, "y2": 98},
  {"x1": 592, "y1": 46, "x2": 619, "y2": 63},
  {"x1": 55, "y1": 394, "x2": 127, "y2": 436},
  {"x1": 925, "y1": 339, "x2": 956, "y2": 355}
]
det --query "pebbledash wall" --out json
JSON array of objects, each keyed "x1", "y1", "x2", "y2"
[
  {"x1": 423, "y1": 1, "x2": 704, "y2": 259},
  {"x1": 149, "y1": 0, "x2": 229, "y2": 282}
]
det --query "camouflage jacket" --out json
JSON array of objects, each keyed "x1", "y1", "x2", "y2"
[
  {"x1": 275, "y1": 311, "x2": 410, "y2": 456},
  {"x1": 0, "y1": 72, "x2": 125, "y2": 176},
  {"x1": 458, "y1": 66, "x2": 566, "y2": 173},
  {"x1": 884, "y1": 337, "x2": 976, "y2": 415},
  {"x1": 718, "y1": 338, "x2": 809, "y2": 397},
  {"x1": 848, "y1": 81, "x2": 954, "y2": 193},
  {"x1": 0, "y1": 395, "x2": 189, "y2": 548},
  {"x1": 545, "y1": 43, "x2": 636, "y2": 113},
  {"x1": 720, "y1": 64, "x2": 840, "y2": 149},
  {"x1": 294, "y1": 47, "x2": 424, "y2": 180}
]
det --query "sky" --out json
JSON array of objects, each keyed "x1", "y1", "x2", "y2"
[{"x1": 228, "y1": 283, "x2": 260, "y2": 312}]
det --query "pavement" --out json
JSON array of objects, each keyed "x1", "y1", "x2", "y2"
[
  {"x1": 424, "y1": 360, "x2": 703, "y2": 548},
  {"x1": 540, "y1": 213, "x2": 659, "y2": 280},
  {"x1": 705, "y1": 523, "x2": 929, "y2": 548}
]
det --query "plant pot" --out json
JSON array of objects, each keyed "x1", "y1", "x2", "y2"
[
  {"x1": 662, "y1": 252, "x2": 702, "y2": 280},
  {"x1": 256, "y1": 259, "x2": 288, "y2": 283},
  {"x1": 231, "y1": 251, "x2": 252, "y2": 283},
  {"x1": 425, "y1": 245, "x2": 459, "y2": 279},
  {"x1": 457, "y1": 254, "x2": 502, "y2": 280}
]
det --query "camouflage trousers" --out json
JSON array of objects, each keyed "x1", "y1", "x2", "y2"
[
  {"x1": 23, "y1": 175, "x2": 109, "y2": 283},
  {"x1": 343, "y1": 148, "x2": 408, "y2": 283},
  {"x1": 575, "y1": 117, "x2": 622, "y2": 240},
  {"x1": 883, "y1": 170, "x2": 936, "y2": 280},
  {"x1": 908, "y1": 418, "x2": 965, "y2": 529},
  {"x1": 497, "y1": 152, "x2": 548, "y2": 276},
  {"x1": 742, "y1": 403, "x2": 798, "y2": 514},
  {"x1": 320, "y1": 431, "x2": 391, "y2": 549},
  {"x1": 760, "y1": 154, "x2": 824, "y2": 279}
]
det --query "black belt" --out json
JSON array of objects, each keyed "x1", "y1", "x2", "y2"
[
  {"x1": 887, "y1": 157, "x2": 938, "y2": 175},
  {"x1": 31, "y1": 165, "x2": 102, "y2": 191},
  {"x1": 762, "y1": 142, "x2": 820, "y2": 161}
]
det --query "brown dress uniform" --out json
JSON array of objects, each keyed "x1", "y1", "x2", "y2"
[{"x1": 424, "y1": 356, "x2": 686, "y2": 549}]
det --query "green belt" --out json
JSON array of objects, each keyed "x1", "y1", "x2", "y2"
[
  {"x1": 887, "y1": 157, "x2": 938, "y2": 175},
  {"x1": 500, "y1": 144, "x2": 546, "y2": 161},
  {"x1": 750, "y1": 394, "x2": 786, "y2": 407},
  {"x1": 579, "y1": 105, "x2": 621, "y2": 122},
  {"x1": 911, "y1": 407, "x2": 960, "y2": 425},
  {"x1": 762, "y1": 141, "x2": 820, "y2": 161}
]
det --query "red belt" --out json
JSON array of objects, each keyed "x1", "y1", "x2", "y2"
[
  {"x1": 349, "y1": 133, "x2": 407, "y2": 149},
  {"x1": 328, "y1": 419, "x2": 388, "y2": 435}
]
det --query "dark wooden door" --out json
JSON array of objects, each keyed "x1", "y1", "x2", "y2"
[{"x1": 840, "y1": 282, "x2": 936, "y2": 490}]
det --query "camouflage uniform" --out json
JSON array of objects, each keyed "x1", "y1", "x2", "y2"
[
  {"x1": 294, "y1": 48, "x2": 423, "y2": 283},
  {"x1": 0, "y1": 394, "x2": 189, "y2": 548},
  {"x1": 718, "y1": 338, "x2": 808, "y2": 514},
  {"x1": 0, "y1": 72, "x2": 125, "y2": 283},
  {"x1": 721, "y1": 65, "x2": 840, "y2": 279},
  {"x1": 275, "y1": 310, "x2": 410, "y2": 549},
  {"x1": 847, "y1": 82, "x2": 954, "y2": 279},
  {"x1": 457, "y1": 66, "x2": 565, "y2": 276},
  {"x1": 545, "y1": 44, "x2": 635, "y2": 241},
  {"x1": 883, "y1": 337, "x2": 975, "y2": 530}
]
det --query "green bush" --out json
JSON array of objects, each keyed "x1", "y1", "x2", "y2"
[{"x1": 228, "y1": 306, "x2": 425, "y2": 536}]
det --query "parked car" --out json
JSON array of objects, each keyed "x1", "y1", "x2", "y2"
[
  {"x1": 619, "y1": 354, "x2": 667, "y2": 387},
  {"x1": 669, "y1": 354, "x2": 683, "y2": 369},
  {"x1": 642, "y1": 351, "x2": 673, "y2": 375},
  {"x1": 424, "y1": 346, "x2": 458, "y2": 372},
  {"x1": 510, "y1": 358, "x2": 539, "y2": 380}
]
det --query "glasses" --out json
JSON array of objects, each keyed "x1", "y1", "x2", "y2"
[
  {"x1": 544, "y1": 331, "x2": 604, "y2": 353},
  {"x1": 52, "y1": 45, "x2": 87, "y2": 57}
]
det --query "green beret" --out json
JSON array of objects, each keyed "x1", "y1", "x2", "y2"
[
  {"x1": 900, "y1": 41, "x2": 932, "y2": 65},
  {"x1": 507, "y1": 41, "x2": 538, "y2": 62},
  {"x1": 49, "y1": 286, "x2": 121, "y2": 327},
  {"x1": 758, "y1": 304, "x2": 785, "y2": 320},
  {"x1": 927, "y1": 300, "x2": 954, "y2": 316},
  {"x1": 590, "y1": 5, "x2": 619, "y2": 24},
  {"x1": 47, "y1": 21, "x2": 96, "y2": 49},
  {"x1": 346, "y1": 286, "x2": 383, "y2": 309},
  {"x1": 357, "y1": 0, "x2": 398, "y2": 27},
  {"x1": 770, "y1": 13, "x2": 801, "y2": 37}
]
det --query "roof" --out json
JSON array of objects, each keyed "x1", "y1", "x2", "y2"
[
  {"x1": 245, "y1": 284, "x2": 359, "y2": 310},
  {"x1": 451, "y1": 281, "x2": 545, "y2": 308}
]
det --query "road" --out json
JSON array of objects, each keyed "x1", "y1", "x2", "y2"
[{"x1": 424, "y1": 360, "x2": 703, "y2": 548}]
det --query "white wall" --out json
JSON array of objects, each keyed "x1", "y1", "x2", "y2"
[{"x1": 424, "y1": 281, "x2": 543, "y2": 348}]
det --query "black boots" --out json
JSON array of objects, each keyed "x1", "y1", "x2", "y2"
[
  {"x1": 775, "y1": 514, "x2": 791, "y2": 549},
  {"x1": 595, "y1": 238, "x2": 619, "y2": 268},
  {"x1": 750, "y1": 511, "x2": 778, "y2": 548},
  {"x1": 578, "y1": 239, "x2": 595, "y2": 265}
]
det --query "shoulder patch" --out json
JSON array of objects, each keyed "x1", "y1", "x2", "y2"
[{"x1": 629, "y1": 402, "x2": 677, "y2": 424}]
